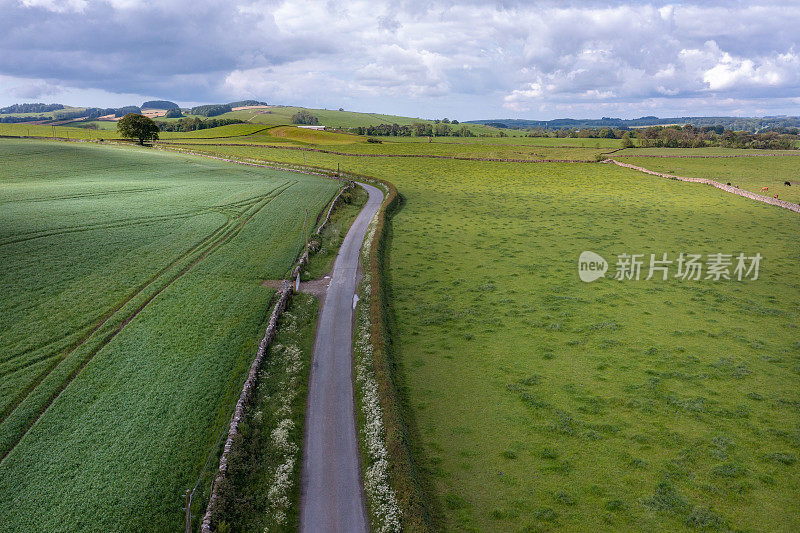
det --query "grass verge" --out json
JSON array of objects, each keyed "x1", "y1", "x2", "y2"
[
  {"x1": 353, "y1": 175, "x2": 438, "y2": 532},
  {"x1": 303, "y1": 185, "x2": 369, "y2": 280},
  {"x1": 208, "y1": 292, "x2": 318, "y2": 532}
]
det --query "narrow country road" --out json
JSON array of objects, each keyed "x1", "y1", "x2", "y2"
[{"x1": 299, "y1": 182, "x2": 383, "y2": 533}]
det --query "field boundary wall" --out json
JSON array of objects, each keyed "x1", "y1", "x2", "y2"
[
  {"x1": 200, "y1": 174, "x2": 349, "y2": 533},
  {"x1": 606, "y1": 159, "x2": 800, "y2": 214}
]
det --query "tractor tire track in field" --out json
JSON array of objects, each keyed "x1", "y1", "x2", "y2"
[
  {"x1": 0, "y1": 186, "x2": 286, "y2": 375},
  {"x1": 2, "y1": 187, "x2": 294, "y2": 247},
  {"x1": 605, "y1": 159, "x2": 800, "y2": 214},
  {"x1": 0, "y1": 197, "x2": 250, "y2": 427},
  {"x1": 0, "y1": 182, "x2": 295, "y2": 462},
  {"x1": 157, "y1": 141, "x2": 592, "y2": 163},
  {"x1": 0, "y1": 185, "x2": 172, "y2": 205},
  {"x1": 0, "y1": 208, "x2": 215, "y2": 247},
  {"x1": 0, "y1": 180, "x2": 292, "y2": 395}
]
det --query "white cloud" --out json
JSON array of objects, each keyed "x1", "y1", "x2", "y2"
[
  {"x1": 19, "y1": 0, "x2": 86, "y2": 12},
  {"x1": 3, "y1": 1, "x2": 800, "y2": 118},
  {"x1": 703, "y1": 50, "x2": 799, "y2": 90}
]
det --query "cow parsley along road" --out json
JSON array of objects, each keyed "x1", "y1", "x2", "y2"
[{"x1": 354, "y1": 211, "x2": 402, "y2": 533}]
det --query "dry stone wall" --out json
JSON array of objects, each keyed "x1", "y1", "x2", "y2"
[
  {"x1": 200, "y1": 177, "x2": 353, "y2": 533},
  {"x1": 606, "y1": 159, "x2": 800, "y2": 214}
]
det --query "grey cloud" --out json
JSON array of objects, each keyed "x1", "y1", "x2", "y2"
[{"x1": 0, "y1": 0, "x2": 797, "y2": 118}]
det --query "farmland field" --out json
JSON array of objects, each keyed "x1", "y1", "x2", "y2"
[
  {"x1": 156, "y1": 136, "x2": 800, "y2": 531},
  {"x1": 615, "y1": 153, "x2": 800, "y2": 205},
  {"x1": 2, "y1": 127, "x2": 798, "y2": 531},
  {"x1": 0, "y1": 139, "x2": 338, "y2": 531}
]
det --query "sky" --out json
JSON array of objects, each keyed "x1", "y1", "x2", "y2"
[{"x1": 1, "y1": 0, "x2": 798, "y2": 120}]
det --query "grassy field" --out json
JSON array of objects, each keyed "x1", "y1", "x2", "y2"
[
  {"x1": 0, "y1": 107, "x2": 88, "y2": 119},
  {"x1": 613, "y1": 147, "x2": 797, "y2": 157},
  {"x1": 156, "y1": 138, "x2": 800, "y2": 531},
  {"x1": 158, "y1": 134, "x2": 606, "y2": 162},
  {"x1": 380, "y1": 160, "x2": 799, "y2": 532},
  {"x1": 224, "y1": 106, "x2": 439, "y2": 128},
  {"x1": 66, "y1": 120, "x2": 120, "y2": 130},
  {"x1": 0, "y1": 139, "x2": 338, "y2": 531},
  {"x1": 616, "y1": 153, "x2": 800, "y2": 204},
  {"x1": 2, "y1": 124, "x2": 798, "y2": 531}
]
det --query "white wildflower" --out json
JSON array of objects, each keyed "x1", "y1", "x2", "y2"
[{"x1": 352, "y1": 203, "x2": 402, "y2": 533}]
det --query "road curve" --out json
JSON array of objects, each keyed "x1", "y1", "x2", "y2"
[{"x1": 299, "y1": 182, "x2": 383, "y2": 533}]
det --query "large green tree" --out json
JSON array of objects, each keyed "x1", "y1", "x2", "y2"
[
  {"x1": 117, "y1": 113, "x2": 160, "y2": 145},
  {"x1": 291, "y1": 109, "x2": 319, "y2": 125}
]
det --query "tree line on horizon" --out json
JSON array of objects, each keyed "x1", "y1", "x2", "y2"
[
  {"x1": 350, "y1": 121, "x2": 474, "y2": 137},
  {"x1": 468, "y1": 115, "x2": 800, "y2": 133},
  {"x1": 518, "y1": 124, "x2": 797, "y2": 149}
]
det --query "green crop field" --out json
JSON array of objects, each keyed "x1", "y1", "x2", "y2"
[
  {"x1": 66, "y1": 120, "x2": 120, "y2": 130},
  {"x1": 157, "y1": 137, "x2": 800, "y2": 531},
  {"x1": 0, "y1": 122, "x2": 114, "y2": 140},
  {"x1": 0, "y1": 139, "x2": 338, "y2": 531}
]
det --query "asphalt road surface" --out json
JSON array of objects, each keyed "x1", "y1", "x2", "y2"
[{"x1": 299, "y1": 182, "x2": 383, "y2": 533}]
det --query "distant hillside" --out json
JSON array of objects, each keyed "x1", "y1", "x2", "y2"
[
  {"x1": 466, "y1": 116, "x2": 800, "y2": 132},
  {"x1": 228, "y1": 100, "x2": 268, "y2": 108},
  {"x1": 0, "y1": 103, "x2": 65, "y2": 114},
  {"x1": 141, "y1": 100, "x2": 179, "y2": 110}
]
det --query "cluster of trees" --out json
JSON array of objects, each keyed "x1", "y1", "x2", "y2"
[
  {"x1": 291, "y1": 110, "x2": 319, "y2": 125},
  {"x1": 0, "y1": 103, "x2": 65, "y2": 114},
  {"x1": 155, "y1": 117, "x2": 244, "y2": 132},
  {"x1": 73, "y1": 106, "x2": 141, "y2": 118},
  {"x1": 0, "y1": 106, "x2": 141, "y2": 123},
  {"x1": 0, "y1": 115, "x2": 50, "y2": 123},
  {"x1": 525, "y1": 127, "x2": 630, "y2": 139},
  {"x1": 110, "y1": 106, "x2": 141, "y2": 118},
  {"x1": 0, "y1": 102, "x2": 145, "y2": 119},
  {"x1": 468, "y1": 115, "x2": 800, "y2": 133},
  {"x1": 141, "y1": 100, "x2": 179, "y2": 110},
  {"x1": 228, "y1": 100, "x2": 268, "y2": 107},
  {"x1": 517, "y1": 124, "x2": 797, "y2": 149},
  {"x1": 716, "y1": 130, "x2": 796, "y2": 150},
  {"x1": 163, "y1": 108, "x2": 182, "y2": 118},
  {"x1": 636, "y1": 125, "x2": 797, "y2": 149},
  {"x1": 350, "y1": 122, "x2": 474, "y2": 137},
  {"x1": 189, "y1": 104, "x2": 232, "y2": 117}
]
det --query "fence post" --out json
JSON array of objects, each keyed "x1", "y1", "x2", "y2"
[{"x1": 185, "y1": 489, "x2": 191, "y2": 533}]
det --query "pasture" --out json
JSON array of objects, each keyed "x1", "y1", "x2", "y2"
[
  {"x1": 0, "y1": 139, "x2": 338, "y2": 531},
  {"x1": 158, "y1": 137, "x2": 800, "y2": 531},
  {"x1": 615, "y1": 153, "x2": 800, "y2": 205}
]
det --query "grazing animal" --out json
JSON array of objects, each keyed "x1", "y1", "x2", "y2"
[
  {"x1": 761, "y1": 186, "x2": 769, "y2": 192},
  {"x1": 785, "y1": 181, "x2": 791, "y2": 186}
]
